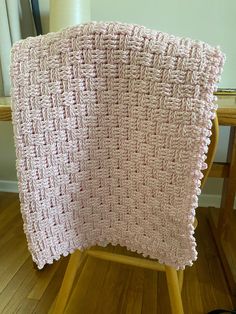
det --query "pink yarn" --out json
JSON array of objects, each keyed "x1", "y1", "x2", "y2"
[{"x1": 10, "y1": 22, "x2": 225, "y2": 269}]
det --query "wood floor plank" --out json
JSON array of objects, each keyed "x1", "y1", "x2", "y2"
[
  {"x1": 0, "y1": 198, "x2": 20, "y2": 227},
  {"x1": 120, "y1": 267, "x2": 144, "y2": 314},
  {"x1": 141, "y1": 269, "x2": 158, "y2": 314},
  {"x1": 2, "y1": 260, "x2": 38, "y2": 314},
  {"x1": 0, "y1": 237, "x2": 29, "y2": 294},
  {"x1": 156, "y1": 271, "x2": 172, "y2": 313},
  {"x1": 65, "y1": 256, "x2": 111, "y2": 314},
  {"x1": 0, "y1": 193, "x2": 16, "y2": 210},
  {"x1": 99, "y1": 263, "x2": 132, "y2": 314},
  {"x1": 28, "y1": 261, "x2": 60, "y2": 300},
  {"x1": 93, "y1": 250, "x2": 132, "y2": 314},
  {"x1": 182, "y1": 264, "x2": 205, "y2": 314},
  {"x1": 196, "y1": 210, "x2": 233, "y2": 312},
  {"x1": 34, "y1": 258, "x2": 69, "y2": 314},
  {"x1": 0, "y1": 258, "x2": 33, "y2": 312}
]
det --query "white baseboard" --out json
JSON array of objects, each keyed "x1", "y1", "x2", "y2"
[
  {"x1": 199, "y1": 194, "x2": 221, "y2": 208},
  {"x1": 0, "y1": 180, "x2": 235, "y2": 208},
  {"x1": 197, "y1": 194, "x2": 236, "y2": 209},
  {"x1": 0, "y1": 180, "x2": 18, "y2": 193}
]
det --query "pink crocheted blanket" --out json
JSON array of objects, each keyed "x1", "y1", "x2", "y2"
[{"x1": 10, "y1": 22, "x2": 224, "y2": 269}]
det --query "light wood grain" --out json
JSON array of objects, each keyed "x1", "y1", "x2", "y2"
[
  {"x1": 218, "y1": 127, "x2": 236, "y2": 234},
  {"x1": 52, "y1": 249, "x2": 86, "y2": 314},
  {"x1": 87, "y1": 249, "x2": 165, "y2": 271},
  {"x1": 28, "y1": 261, "x2": 59, "y2": 300},
  {"x1": 209, "y1": 162, "x2": 230, "y2": 178},
  {"x1": 217, "y1": 108, "x2": 236, "y2": 126},
  {"x1": 201, "y1": 116, "x2": 219, "y2": 187},
  {"x1": 0, "y1": 97, "x2": 11, "y2": 121},
  {"x1": 177, "y1": 270, "x2": 184, "y2": 292},
  {"x1": 209, "y1": 207, "x2": 236, "y2": 296},
  {"x1": 165, "y1": 265, "x2": 184, "y2": 314},
  {"x1": 197, "y1": 210, "x2": 232, "y2": 309}
]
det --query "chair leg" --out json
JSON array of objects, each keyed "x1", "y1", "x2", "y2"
[
  {"x1": 165, "y1": 265, "x2": 184, "y2": 314},
  {"x1": 177, "y1": 270, "x2": 184, "y2": 292},
  {"x1": 52, "y1": 249, "x2": 86, "y2": 314}
]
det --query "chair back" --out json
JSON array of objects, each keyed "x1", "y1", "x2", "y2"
[{"x1": 201, "y1": 116, "x2": 219, "y2": 188}]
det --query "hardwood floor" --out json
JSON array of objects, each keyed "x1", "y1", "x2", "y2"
[{"x1": 0, "y1": 192, "x2": 234, "y2": 314}]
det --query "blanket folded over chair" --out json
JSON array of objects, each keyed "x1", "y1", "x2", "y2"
[{"x1": 10, "y1": 22, "x2": 225, "y2": 269}]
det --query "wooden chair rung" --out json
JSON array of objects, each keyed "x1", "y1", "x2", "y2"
[{"x1": 87, "y1": 249, "x2": 165, "y2": 272}]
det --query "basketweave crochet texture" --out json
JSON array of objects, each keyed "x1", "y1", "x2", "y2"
[{"x1": 10, "y1": 22, "x2": 225, "y2": 269}]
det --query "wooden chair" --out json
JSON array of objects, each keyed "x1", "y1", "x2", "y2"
[{"x1": 52, "y1": 116, "x2": 219, "y2": 314}]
